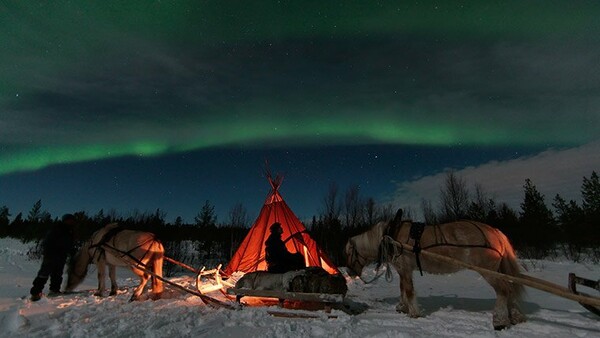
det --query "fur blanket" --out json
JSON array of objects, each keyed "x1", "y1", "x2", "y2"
[{"x1": 234, "y1": 267, "x2": 347, "y2": 295}]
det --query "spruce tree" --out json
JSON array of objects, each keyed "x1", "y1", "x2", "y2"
[
  {"x1": 0, "y1": 206, "x2": 10, "y2": 227},
  {"x1": 195, "y1": 200, "x2": 217, "y2": 228},
  {"x1": 0, "y1": 206, "x2": 10, "y2": 237},
  {"x1": 519, "y1": 179, "x2": 556, "y2": 257},
  {"x1": 553, "y1": 194, "x2": 585, "y2": 260},
  {"x1": 581, "y1": 171, "x2": 600, "y2": 215},
  {"x1": 580, "y1": 171, "x2": 600, "y2": 256},
  {"x1": 27, "y1": 199, "x2": 43, "y2": 223}
]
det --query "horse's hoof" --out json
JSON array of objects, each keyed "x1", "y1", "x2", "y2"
[
  {"x1": 395, "y1": 304, "x2": 408, "y2": 314},
  {"x1": 509, "y1": 309, "x2": 526, "y2": 325},
  {"x1": 510, "y1": 316, "x2": 526, "y2": 325},
  {"x1": 94, "y1": 292, "x2": 104, "y2": 297},
  {"x1": 493, "y1": 318, "x2": 510, "y2": 331},
  {"x1": 109, "y1": 290, "x2": 118, "y2": 296},
  {"x1": 129, "y1": 295, "x2": 139, "y2": 302}
]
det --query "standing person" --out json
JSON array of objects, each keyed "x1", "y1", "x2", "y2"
[
  {"x1": 30, "y1": 213, "x2": 76, "y2": 301},
  {"x1": 265, "y1": 222, "x2": 305, "y2": 273}
]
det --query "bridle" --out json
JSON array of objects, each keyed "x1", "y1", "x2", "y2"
[{"x1": 346, "y1": 238, "x2": 387, "y2": 284}]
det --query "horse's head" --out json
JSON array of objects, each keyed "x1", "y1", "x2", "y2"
[
  {"x1": 65, "y1": 241, "x2": 91, "y2": 292},
  {"x1": 344, "y1": 209, "x2": 405, "y2": 277},
  {"x1": 344, "y1": 238, "x2": 364, "y2": 277}
]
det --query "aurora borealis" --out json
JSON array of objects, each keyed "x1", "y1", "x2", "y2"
[{"x1": 1, "y1": 1, "x2": 599, "y2": 220}]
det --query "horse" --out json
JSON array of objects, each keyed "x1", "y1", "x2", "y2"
[
  {"x1": 345, "y1": 209, "x2": 526, "y2": 330},
  {"x1": 65, "y1": 223, "x2": 164, "y2": 301}
]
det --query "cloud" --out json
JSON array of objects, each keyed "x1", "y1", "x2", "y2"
[{"x1": 392, "y1": 140, "x2": 600, "y2": 220}]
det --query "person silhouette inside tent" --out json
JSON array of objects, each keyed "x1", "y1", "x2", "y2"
[{"x1": 265, "y1": 222, "x2": 305, "y2": 273}]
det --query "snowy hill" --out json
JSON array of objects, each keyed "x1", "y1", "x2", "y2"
[{"x1": 0, "y1": 238, "x2": 598, "y2": 337}]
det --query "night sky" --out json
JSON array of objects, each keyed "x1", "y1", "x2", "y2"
[{"x1": 1, "y1": 1, "x2": 599, "y2": 223}]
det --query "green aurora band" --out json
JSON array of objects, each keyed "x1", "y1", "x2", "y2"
[
  {"x1": 1, "y1": 1, "x2": 599, "y2": 175},
  {"x1": 2, "y1": 111, "x2": 594, "y2": 176}
]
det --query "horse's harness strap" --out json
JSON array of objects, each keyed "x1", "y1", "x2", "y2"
[
  {"x1": 102, "y1": 242, "x2": 148, "y2": 268},
  {"x1": 420, "y1": 243, "x2": 502, "y2": 255},
  {"x1": 419, "y1": 221, "x2": 502, "y2": 256},
  {"x1": 88, "y1": 226, "x2": 126, "y2": 262},
  {"x1": 407, "y1": 223, "x2": 426, "y2": 276},
  {"x1": 349, "y1": 239, "x2": 386, "y2": 284},
  {"x1": 90, "y1": 226, "x2": 158, "y2": 269},
  {"x1": 90, "y1": 226, "x2": 126, "y2": 249},
  {"x1": 381, "y1": 221, "x2": 504, "y2": 273},
  {"x1": 102, "y1": 235, "x2": 159, "y2": 269}
]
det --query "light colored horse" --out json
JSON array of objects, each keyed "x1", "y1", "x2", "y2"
[
  {"x1": 345, "y1": 210, "x2": 526, "y2": 330},
  {"x1": 66, "y1": 223, "x2": 164, "y2": 301}
]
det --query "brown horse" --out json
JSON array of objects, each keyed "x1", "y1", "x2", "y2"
[
  {"x1": 66, "y1": 223, "x2": 164, "y2": 301},
  {"x1": 345, "y1": 210, "x2": 526, "y2": 330}
]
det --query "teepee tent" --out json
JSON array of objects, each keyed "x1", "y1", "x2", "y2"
[{"x1": 224, "y1": 174, "x2": 338, "y2": 275}]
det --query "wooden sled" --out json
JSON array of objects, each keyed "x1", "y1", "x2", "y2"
[
  {"x1": 101, "y1": 245, "x2": 238, "y2": 309},
  {"x1": 196, "y1": 264, "x2": 235, "y2": 294},
  {"x1": 163, "y1": 257, "x2": 234, "y2": 294},
  {"x1": 226, "y1": 287, "x2": 344, "y2": 313}
]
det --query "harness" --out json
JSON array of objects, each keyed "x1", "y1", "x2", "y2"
[
  {"x1": 89, "y1": 226, "x2": 157, "y2": 267},
  {"x1": 348, "y1": 238, "x2": 388, "y2": 284},
  {"x1": 383, "y1": 220, "x2": 503, "y2": 273},
  {"x1": 69, "y1": 226, "x2": 160, "y2": 285},
  {"x1": 408, "y1": 222, "x2": 425, "y2": 276},
  {"x1": 88, "y1": 225, "x2": 126, "y2": 263},
  {"x1": 417, "y1": 221, "x2": 500, "y2": 254},
  {"x1": 90, "y1": 225, "x2": 126, "y2": 250}
]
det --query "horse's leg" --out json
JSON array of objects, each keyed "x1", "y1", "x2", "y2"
[
  {"x1": 394, "y1": 262, "x2": 420, "y2": 317},
  {"x1": 95, "y1": 258, "x2": 106, "y2": 297},
  {"x1": 150, "y1": 249, "x2": 164, "y2": 300},
  {"x1": 400, "y1": 268, "x2": 421, "y2": 318},
  {"x1": 108, "y1": 264, "x2": 118, "y2": 296},
  {"x1": 508, "y1": 297, "x2": 526, "y2": 325},
  {"x1": 395, "y1": 276, "x2": 408, "y2": 314},
  {"x1": 130, "y1": 267, "x2": 150, "y2": 302},
  {"x1": 482, "y1": 275, "x2": 511, "y2": 330}
]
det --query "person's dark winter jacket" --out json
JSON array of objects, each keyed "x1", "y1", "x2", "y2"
[
  {"x1": 42, "y1": 223, "x2": 75, "y2": 260},
  {"x1": 30, "y1": 214, "x2": 76, "y2": 300}
]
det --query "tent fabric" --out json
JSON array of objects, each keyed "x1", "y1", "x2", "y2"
[{"x1": 224, "y1": 178, "x2": 339, "y2": 275}]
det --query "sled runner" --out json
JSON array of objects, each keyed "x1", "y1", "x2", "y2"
[{"x1": 226, "y1": 288, "x2": 343, "y2": 312}]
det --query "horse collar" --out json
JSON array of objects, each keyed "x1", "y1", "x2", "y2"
[{"x1": 91, "y1": 226, "x2": 125, "y2": 248}]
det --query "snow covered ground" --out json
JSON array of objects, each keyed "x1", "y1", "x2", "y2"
[{"x1": 1, "y1": 237, "x2": 599, "y2": 337}]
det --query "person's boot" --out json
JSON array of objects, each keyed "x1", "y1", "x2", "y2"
[
  {"x1": 30, "y1": 276, "x2": 48, "y2": 302},
  {"x1": 48, "y1": 290, "x2": 63, "y2": 297}
]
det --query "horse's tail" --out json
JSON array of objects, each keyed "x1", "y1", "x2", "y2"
[
  {"x1": 497, "y1": 231, "x2": 525, "y2": 301},
  {"x1": 151, "y1": 239, "x2": 164, "y2": 296}
]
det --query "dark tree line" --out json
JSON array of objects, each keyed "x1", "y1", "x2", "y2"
[{"x1": 2, "y1": 171, "x2": 599, "y2": 268}]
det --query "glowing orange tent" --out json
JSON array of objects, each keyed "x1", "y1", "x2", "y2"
[{"x1": 224, "y1": 175, "x2": 339, "y2": 275}]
